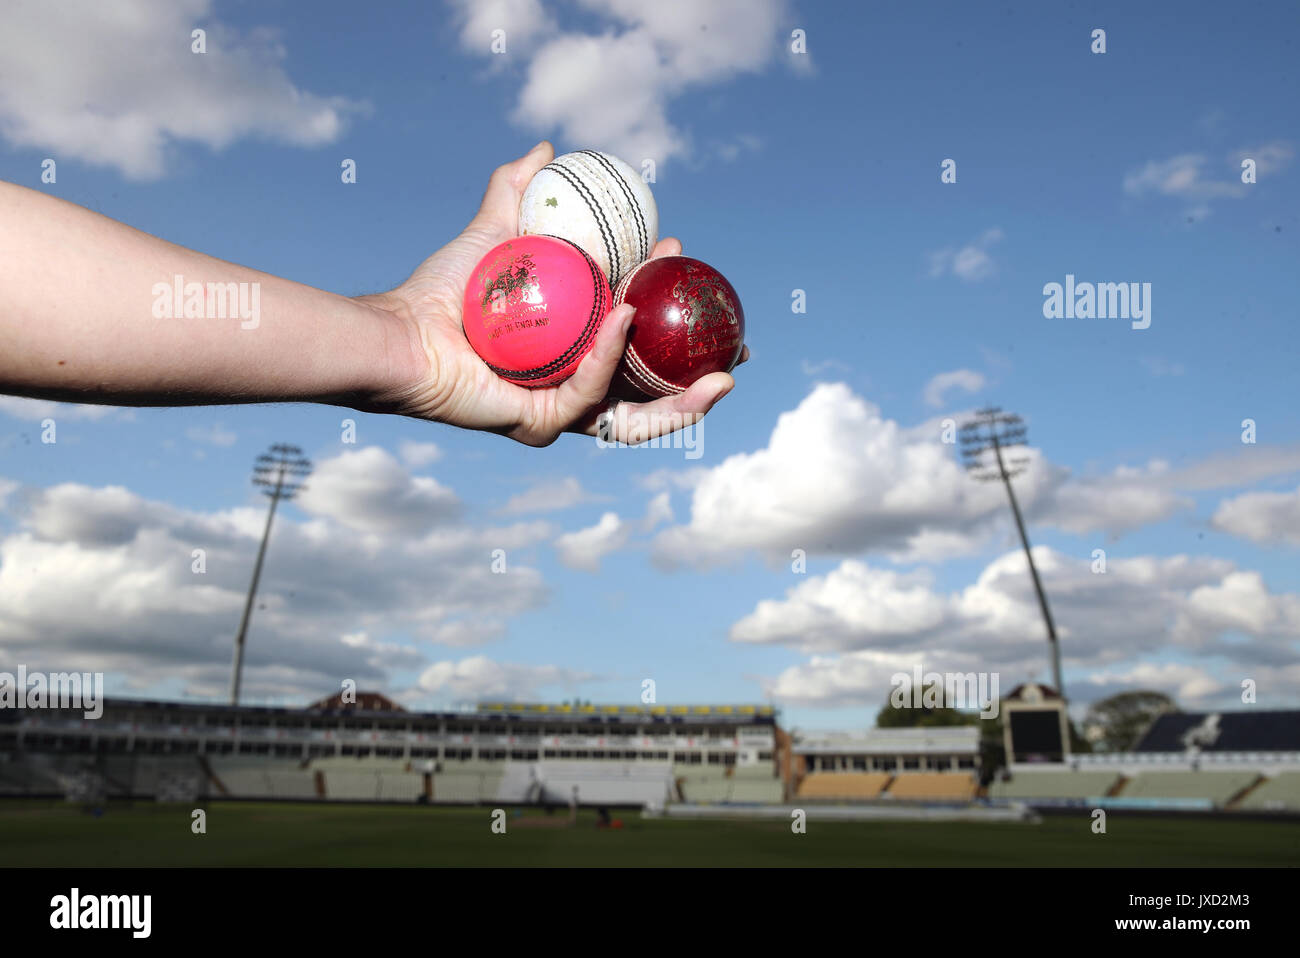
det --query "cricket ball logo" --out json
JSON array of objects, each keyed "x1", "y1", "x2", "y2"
[
  {"x1": 673, "y1": 269, "x2": 740, "y2": 357},
  {"x1": 480, "y1": 250, "x2": 542, "y2": 319}
]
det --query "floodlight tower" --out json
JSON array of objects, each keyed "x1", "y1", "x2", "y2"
[
  {"x1": 959, "y1": 408, "x2": 1065, "y2": 702},
  {"x1": 229, "y1": 443, "x2": 312, "y2": 706}
]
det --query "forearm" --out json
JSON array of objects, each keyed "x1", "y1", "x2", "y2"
[{"x1": 0, "y1": 180, "x2": 414, "y2": 409}]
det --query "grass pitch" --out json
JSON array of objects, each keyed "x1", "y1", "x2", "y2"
[{"x1": 1, "y1": 800, "x2": 1295, "y2": 867}]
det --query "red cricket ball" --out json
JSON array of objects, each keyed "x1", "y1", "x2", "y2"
[{"x1": 611, "y1": 256, "x2": 745, "y2": 399}]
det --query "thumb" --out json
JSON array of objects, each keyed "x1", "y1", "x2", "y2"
[
  {"x1": 471, "y1": 140, "x2": 554, "y2": 237},
  {"x1": 555, "y1": 304, "x2": 636, "y2": 421}
]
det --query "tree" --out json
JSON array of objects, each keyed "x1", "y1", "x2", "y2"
[
  {"x1": 875, "y1": 682, "x2": 978, "y2": 729},
  {"x1": 875, "y1": 683, "x2": 1009, "y2": 782},
  {"x1": 1083, "y1": 690, "x2": 1177, "y2": 753}
]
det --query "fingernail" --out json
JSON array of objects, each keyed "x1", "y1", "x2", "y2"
[
  {"x1": 621, "y1": 305, "x2": 636, "y2": 334},
  {"x1": 529, "y1": 140, "x2": 547, "y2": 154}
]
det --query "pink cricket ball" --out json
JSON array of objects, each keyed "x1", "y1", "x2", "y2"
[{"x1": 462, "y1": 235, "x2": 612, "y2": 388}]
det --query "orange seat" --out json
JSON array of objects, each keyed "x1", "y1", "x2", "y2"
[
  {"x1": 886, "y1": 772, "x2": 976, "y2": 801},
  {"x1": 796, "y1": 772, "x2": 891, "y2": 800}
]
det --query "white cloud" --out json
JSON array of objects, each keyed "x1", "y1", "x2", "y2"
[
  {"x1": 511, "y1": 30, "x2": 680, "y2": 165},
  {"x1": 923, "y1": 369, "x2": 986, "y2": 408},
  {"x1": 979, "y1": 346, "x2": 1013, "y2": 374},
  {"x1": 882, "y1": 529, "x2": 988, "y2": 564},
  {"x1": 715, "y1": 132, "x2": 763, "y2": 163},
  {"x1": 1229, "y1": 141, "x2": 1294, "y2": 176},
  {"x1": 500, "y1": 476, "x2": 599, "y2": 515},
  {"x1": 641, "y1": 491, "x2": 674, "y2": 531},
  {"x1": 554, "y1": 511, "x2": 628, "y2": 572},
  {"x1": 585, "y1": 0, "x2": 784, "y2": 84},
  {"x1": 1185, "y1": 571, "x2": 1300, "y2": 635},
  {"x1": 733, "y1": 562, "x2": 947, "y2": 653},
  {"x1": 333, "y1": 630, "x2": 425, "y2": 670},
  {"x1": 1211, "y1": 486, "x2": 1300, "y2": 546},
  {"x1": 764, "y1": 649, "x2": 950, "y2": 709},
  {"x1": 23, "y1": 483, "x2": 154, "y2": 545},
  {"x1": 416, "y1": 655, "x2": 595, "y2": 703},
  {"x1": 399, "y1": 441, "x2": 442, "y2": 469},
  {"x1": 1039, "y1": 472, "x2": 1191, "y2": 536},
  {"x1": 0, "y1": 460, "x2": 553, "y2": 698},
  {"x1": 639, "y1": 467, "x2": 707, "y2": 492},
  {"x1": 0, "y1": 0, "x2": 366, "y2": 179},
  {"x1": 1133, "y1": 140, "x2": 1296, "y2": 223},
  {"x1": 0, "y1": 396, "x2": 120, "y2": 422},
  {"x1": 421, "y1": 619, "x2": 508, "y2": 648},
  {"x1": 741, "y1": 549, "x2": 1300, "y2": 708},
  {"x1": 451, "y1": 0, "x2": 554, "y2": 53},
  {"x1": 297, "y1": 447, "x2": 460, "y2": 535},
  {"x1": 1124, "y1": 154, "x2": 1236, "y2": 197},
  {"x1": 1165, "y1": 446, "x2": 1300, "y2": 491},
  {"x1": 652, "y1": 384, "x2": 1027, "y2": 565},
  {"x1": 1080, "y1": 662, "x2": 1225, "y2": 703},
  {"x1": 185, "y1": 423, "x2": 237, "y2": 447},
  {"x1": 652, "y1": 385, "x2": 1300, "y2": 568},
  {"x1": 928, "y1": 228, "x2": 1003, "y2": 282},
  {"x1": 453, "y1": 0, "x2": 793, "y2": 165},
  {"x1": 801, "y1": 358, "x2": 852, "y2": 377}
]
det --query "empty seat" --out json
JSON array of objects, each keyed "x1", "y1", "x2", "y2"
[
  {"x1": 1236, "y1": 771, "x2": 1300, "y2": 811},
  {"x1": 796, "y1": 772, "x2": 890, "y2": 800},
  {"x1": 886, "y1": 772, "x2": 976, "y2": 801},
  {"x1": 989, "y1": 771, "x2": 1119, "y2": 800},
  {"x1": 729, "y1": 779, "x2": 782, "y2": 803},
  {"x1": 1119, "y1": 771, "x2": 1258, "y2": 806}
]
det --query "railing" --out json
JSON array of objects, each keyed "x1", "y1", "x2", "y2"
[{"x1": 1009, "y1": 751, "x2": 1300, "y2": 772}]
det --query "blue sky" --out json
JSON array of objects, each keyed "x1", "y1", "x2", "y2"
[{"x1": 1, "y1": 0, "x2": 1297, "y2": 731}]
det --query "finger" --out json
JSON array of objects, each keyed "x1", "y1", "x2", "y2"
[
  {"x1": 552, "y1": 304, "x2": 636, "y2": 423},
  {"x1": 649, "y1": 236, "x2": 681, "y2": 260},
  {"x1": 736, "y1": 344, "x2": 750, "y2": 366},
  {"x1": 578, "y1": 371, "x2": 735, "y2": 441},
  {"x1": 471, "y1": 140, "x2": 555, "y2": 237}
]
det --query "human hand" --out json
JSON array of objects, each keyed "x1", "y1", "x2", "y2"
[{"x1": 357, "y1": 141, "x2": 745, "y2": 447}]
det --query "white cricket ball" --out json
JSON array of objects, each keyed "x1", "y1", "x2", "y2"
[{"x1": 518, "y1": 150, "x2": 658, "y2": 289}]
